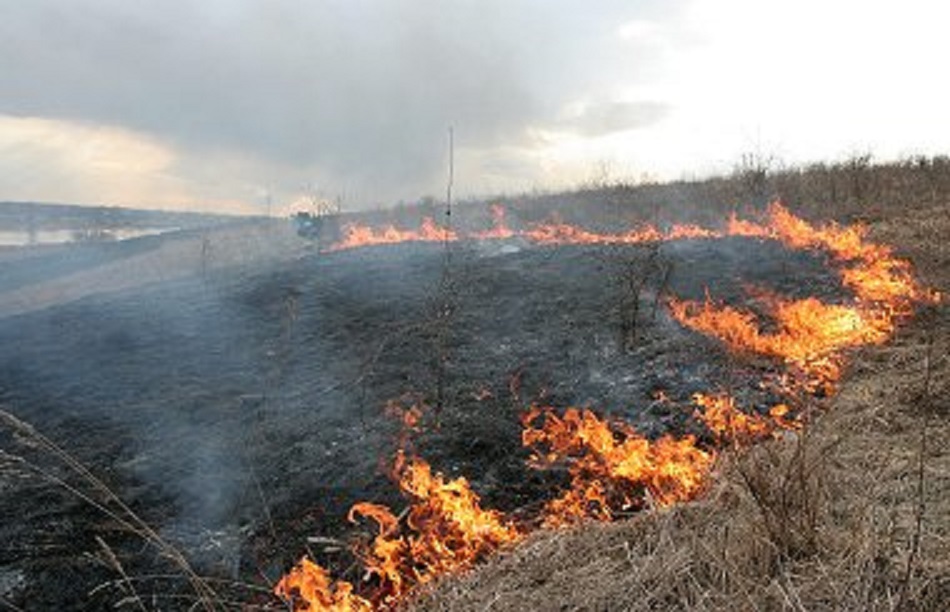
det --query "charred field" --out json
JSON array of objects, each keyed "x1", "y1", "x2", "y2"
[
  {"x1": 0, "y1": 229, "x2": 844, "y2": 607},
  {"x1": 1, "y1": 159, "x2": 948, "y2": 611}
]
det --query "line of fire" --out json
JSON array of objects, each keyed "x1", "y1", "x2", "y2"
[{"x1": 272, "y1": 203, "x2": 937, "y2": 611}]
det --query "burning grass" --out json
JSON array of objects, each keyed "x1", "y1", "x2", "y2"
[
  {"x1": 413, "y1": 323, "x2": 950, "y2": 611},
  {"x1": 521, "y1": 406, "x2": 714, "y2": 523},
  {"x1": 274, "y1": 203, "x2": 937, "y2": 610},
  {"x1": 412, "y1": 201, "x2": 950, "y2": 612},
  {"x1": 2, "y1": 168, "x2": 944, "y2": 610}
]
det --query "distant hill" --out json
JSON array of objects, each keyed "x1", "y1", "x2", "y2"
[{"x1": 0, "y1": 201, "x2": 254, "y2": 233}]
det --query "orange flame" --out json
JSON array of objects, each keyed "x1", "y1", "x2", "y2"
[
  {"x1": 469, "y1": 204, "x2": 515, "y2": 240},
  {"x1": 329, "y1": 217, "x2": 458, "y2": 251},
  {"x1": 276, "y1": 449, "x2": 521, "y2": 610},
  {"x1": 692, "y1": 392, "x2": 800, "y2": 445},
  {"x1": 322, "y1": 200, "x2": 931, "y2": 321},
  {"x1": 279, "y1": 202, "x2": 936, "y2": 610},
  {"x1": 274, "y1": 558, "x2": 372, "y2": 612},
  {"x1": 668, "y1": 296, "x2": 892, "y2": 390},
  {"x1": 521, "y1": 407, "x2": 715, "y2": 525},
  {"x1": 380, "y1": 452, "x2": 520, "y2": 589},
  {"x1": 669, "y1": 203, "x2": 933, "y2": 392}
]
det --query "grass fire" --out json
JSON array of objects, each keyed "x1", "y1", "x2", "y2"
[
  {"x1": 3, "y1": 5, "x2": 950, "y2": 606},
  {"x1": 1, "y1": 161, "x2": 948, "y2": 611},
  {"x1": 268, "y1": 202, "x2": 935, "y2": 610}
]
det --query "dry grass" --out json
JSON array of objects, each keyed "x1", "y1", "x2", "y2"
[
  {"x1": 411, "y1": 168, "x2": 950, "y2": 612},
  {"x1": 0, "y1": 409, "x2": 226, "y2": 611},
  {"x1": 4, "y1": 157, "x2": 947, "y2": 610},
  {"x1": 413, "y1": 390, "x2": 948, "y2": 610}
]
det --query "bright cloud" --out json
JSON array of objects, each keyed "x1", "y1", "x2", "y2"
[
  {"x1": 0, "y1": 114, "x2": 264, "y2": 212},
  {"x1": 0, "y1": 0, "x2": 947, "y2": 213}
]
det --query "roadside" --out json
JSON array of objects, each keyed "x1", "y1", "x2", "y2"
[{"x1": 0, "y1": 220, "x2": 305, "y2": 319}]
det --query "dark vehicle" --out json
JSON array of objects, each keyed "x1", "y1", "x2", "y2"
[
  {"x1": 292, "y1": 210, "x2": 341, "y2": 247},
  {"x1": 292, "y1": 211, "x2": 323, "y2": 238}
]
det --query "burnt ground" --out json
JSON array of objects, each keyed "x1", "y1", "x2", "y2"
[
  {"x1": 0, "y1": 230, "x2": 849, "y2": 609},
  {"x1": 411, "y1": 202, "x2": 950, "y2": 612}
]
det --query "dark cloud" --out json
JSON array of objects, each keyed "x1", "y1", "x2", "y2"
[{"x1": 0, "y1": 0, "x2": 672, "y2": 204}]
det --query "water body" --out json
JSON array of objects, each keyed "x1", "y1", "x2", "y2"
[{"x1": 0, "y1": 226, "x2": 179, "y2": 247}]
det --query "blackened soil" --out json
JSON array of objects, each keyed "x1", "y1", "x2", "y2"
[{"x1": 0, "y1": 235, "x2": 847, "y2": 609}]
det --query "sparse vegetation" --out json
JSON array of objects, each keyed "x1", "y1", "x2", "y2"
[
  {"x1": 414, "y1": 346, "x2": 949, "y2": 610},
  {"x1": 603, "y1": 242, "x2": 670, "y2": 352},
  {"x1": 0, "y1": 155, "x2": 947, "y2": 610},
  {"x1": 409, "y1": 157, "x2": 950, "y2": 611}
]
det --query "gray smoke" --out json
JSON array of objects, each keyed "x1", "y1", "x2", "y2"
[{"x1": 0, "y1": 0, "x2": 674, "y2": 205}]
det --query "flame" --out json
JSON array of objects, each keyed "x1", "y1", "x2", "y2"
[
  {"x1": 274, "y1": 558, "x2": 372, "y2": 612},
  {"x1": 692, "y1": 392, "x2": 800, "y2": 445},
  {"x1": 668, "y1": 296, "x2": 892, "y2": 390},
  {"x1": 277, "y1": 450, "x2": 521, "y2": 610},
  {"x1": 725, "y1": 212, "x2": 772, "y2": 239},
  {"x1": 669, "y1": 203, "x2": 933, "y2": 392},
  {"x1": 322, "y1": 200, "x2": 928, "y2": 324},
  {"x1": 520, "y1": 217, "x2": 658, "y2": 245},
  {"x1": 329, "y1": 217, "x2": 458, "y2": 251},
  {"x1": 521, "y1": 407, "x2": 714, "y2": 525},
  {"x1": 278, "y1": 202, "x2": 936, "y2": 610},
  {"x1": 377, "y1": 452, "x2": 520, "y2": 590},
  {"x1": 383, "y1": 397, "x2": 424, "y2": 434},
  {"x1": 469, "y1": 204, "x2": 515, "y2": 240},
  {"x1": 665, "y1": 224, "x2": 720, "y2": 240}
]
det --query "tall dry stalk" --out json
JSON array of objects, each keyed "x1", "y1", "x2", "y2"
[{"x1": 0, "y1": 408, "x2": 220, "y2": 611}]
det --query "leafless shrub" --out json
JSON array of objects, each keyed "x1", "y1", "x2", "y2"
[{"x1": 605, "y1": 243, "x2": 670, "y2": 352}]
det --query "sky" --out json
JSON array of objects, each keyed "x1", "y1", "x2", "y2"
[{"x1": 1, "y1": 0, "x2": 949, "y2": 215}]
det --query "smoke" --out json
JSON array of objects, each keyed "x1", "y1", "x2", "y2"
[
  {"x1": 0, "y1": 0, "x2": 673, "y2": 208},
  {"x1": 557, "y1": 101, "x2": 670, "y2": 138}
]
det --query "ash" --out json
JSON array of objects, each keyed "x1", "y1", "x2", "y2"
[{"x1": 0, "y1": 234, "x2": 846, "y2": 608}]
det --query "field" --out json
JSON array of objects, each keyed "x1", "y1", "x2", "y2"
[
  {"x1": 0, "y1": 158, "x2": 947, "y2": 610},
  {"x1": 418, "y1": 182, "x2": 950, "y2": 611}
]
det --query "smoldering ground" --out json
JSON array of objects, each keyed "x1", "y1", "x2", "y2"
[{"x1": 0, "y1": 216, "x2": 853, "y2": 608}]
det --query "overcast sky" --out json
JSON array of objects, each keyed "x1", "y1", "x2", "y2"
[{"x1": 1, "y1": 0, "x2": 949, "y2": 214}]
